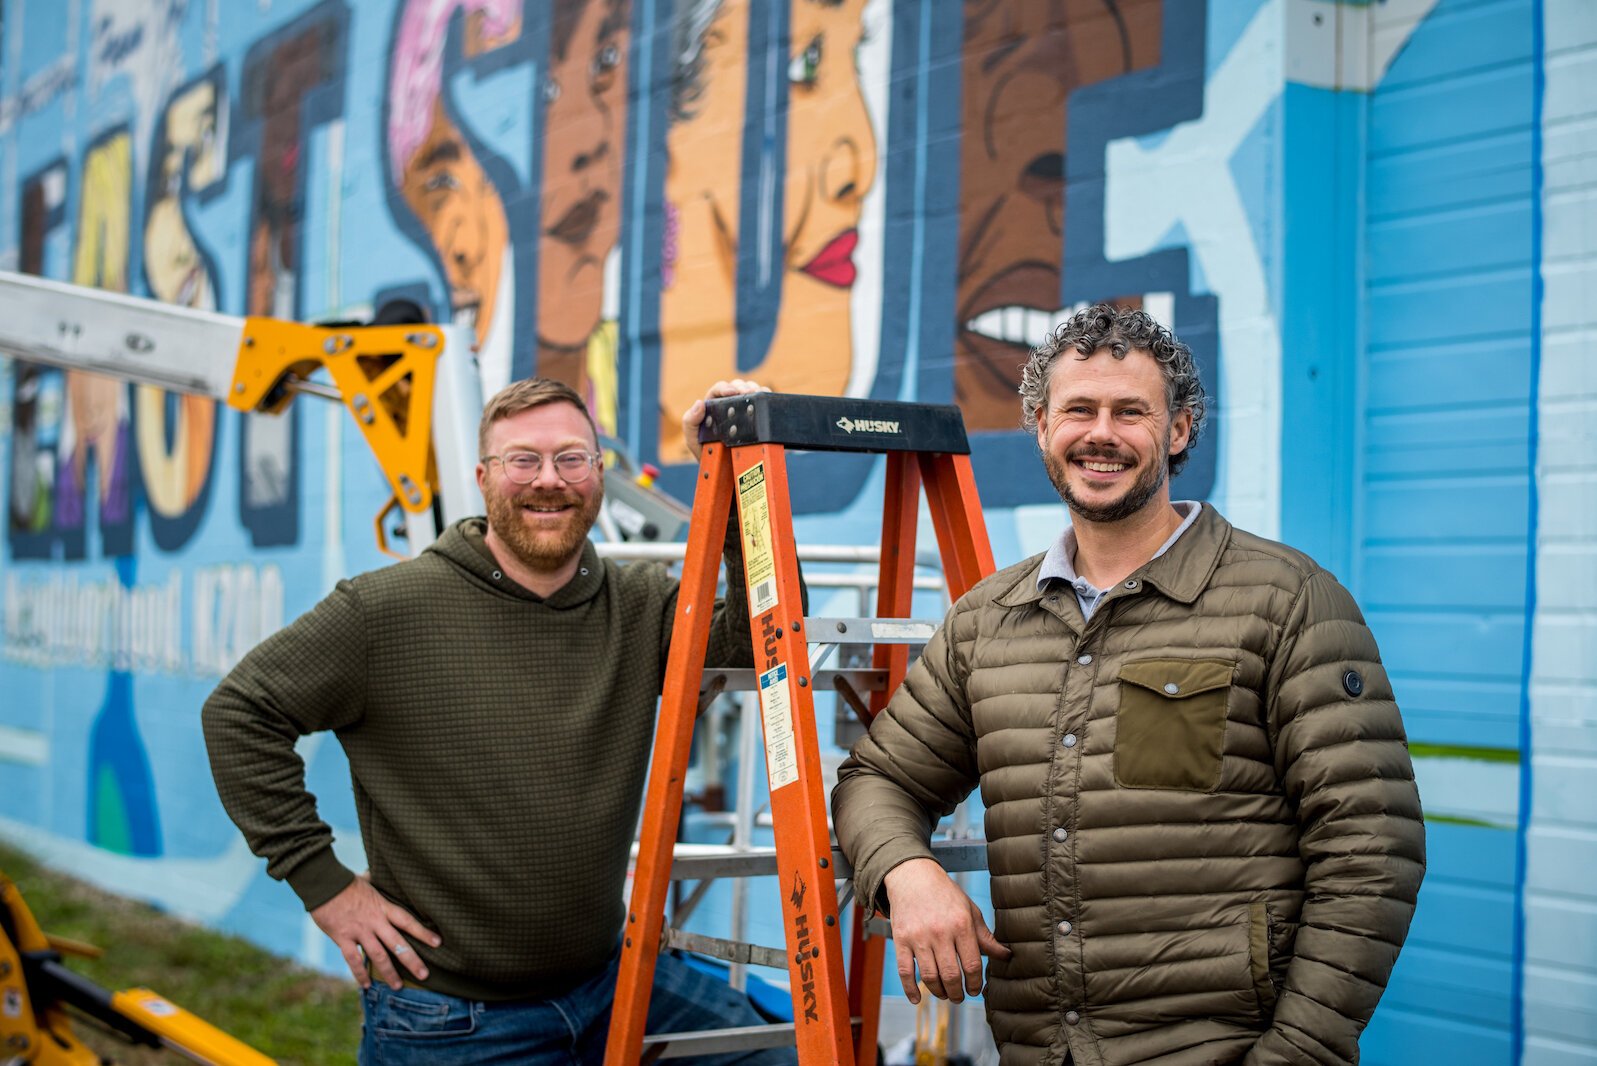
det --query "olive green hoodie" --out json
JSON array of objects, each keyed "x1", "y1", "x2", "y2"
[{"x1": 204, "y1": 518, "x2": 752, "y2": 1000}]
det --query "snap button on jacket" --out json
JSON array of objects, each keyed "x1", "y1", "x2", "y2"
[{"x1": 833, "y1": 506, "x2": 1426, "y2": 1066}]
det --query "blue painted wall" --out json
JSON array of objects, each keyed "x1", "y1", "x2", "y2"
[{"x1": 2, "y1": 0, "x2": 1590, "y2": 1061}]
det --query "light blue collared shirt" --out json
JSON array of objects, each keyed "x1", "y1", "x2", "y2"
[{"x1": 1036, "y1": 501, "x2": 1202, "y2": 620}]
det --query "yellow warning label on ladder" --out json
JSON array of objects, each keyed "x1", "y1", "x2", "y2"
[{"x1": 737, "y1": 462, "x2": 780, "y2": 614}]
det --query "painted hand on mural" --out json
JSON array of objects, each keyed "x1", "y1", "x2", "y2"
[
  {"x1": 955, "y1": 0, "x2": 1162, "y2": 430},
  {"x1": 311, "y1": 874, "x2": 442, "y2": 990},
  {"x1": 657, "y1": 0, "x2": 879, "y2": 462}
]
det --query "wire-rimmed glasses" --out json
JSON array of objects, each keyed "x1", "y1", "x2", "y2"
[{"x1": 482, "y1": 450, "x2": 600, "y2": 485}]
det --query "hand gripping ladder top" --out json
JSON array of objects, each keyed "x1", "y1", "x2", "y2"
[{"x1": 605, "y1": 394, "x2": 996, "y2": 1066}]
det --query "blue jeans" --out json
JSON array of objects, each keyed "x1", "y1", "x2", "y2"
[{"x1": 359, "y1": 949, "x2": 798, "y2": 1065}]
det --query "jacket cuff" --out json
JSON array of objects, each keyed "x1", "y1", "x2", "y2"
[
  {"x1": 285, "y1": 846, "x2": 357, "y2": 912},
  {"x1": 856, "y1": 840, "x2": 939, "y2": 919}
]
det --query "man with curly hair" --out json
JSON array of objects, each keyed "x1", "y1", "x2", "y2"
[{"x1": 833, "y1": 304, "x2": 1425, "y2": 1065}]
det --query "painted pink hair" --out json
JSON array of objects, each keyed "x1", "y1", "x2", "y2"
[{"x1": 387, "y1": 0, "x2": 520, "y2": 178}]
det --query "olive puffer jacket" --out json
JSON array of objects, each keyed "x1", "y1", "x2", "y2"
[{"x1": 833, "y1": 505, "x2": 1425, "y2": 1066}]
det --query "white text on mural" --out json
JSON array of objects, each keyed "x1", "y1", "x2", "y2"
[{"x1": 2, "y1": 565, "x2": 283, "y2": 676}]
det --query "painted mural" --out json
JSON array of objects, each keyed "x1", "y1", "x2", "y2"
[{"x1": 1, "y1": 1, "x2": 1590, "y2": 1063}]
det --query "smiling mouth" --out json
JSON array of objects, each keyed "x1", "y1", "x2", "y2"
[
  {"x1": 518, "y1": 492, "x2": 580, "y2": 517},
  {"x1": 547, "y1": 190, "x2": 609, "y2": 247},
  {"x1": 799, "y1": 228, "x2": 859, "y2": 288}
]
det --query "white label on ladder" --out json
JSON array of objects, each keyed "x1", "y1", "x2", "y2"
[
  {"x1": 737, "y1": 462, "x2": 780, "y2": 615},
  {"x1": 758, "y1": 662, "x2": 800, "y2": 791}
]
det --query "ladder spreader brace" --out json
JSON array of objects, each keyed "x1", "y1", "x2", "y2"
[{"x1": 605, "y1": 394, "x2": 997, "y2": 1066}]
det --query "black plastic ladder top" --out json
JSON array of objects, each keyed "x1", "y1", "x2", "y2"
[{"x1": 696, "y1": 393, "x2": 971, "y2": 455}]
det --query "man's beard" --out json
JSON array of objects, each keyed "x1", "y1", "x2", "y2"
[
  {"x1": 484, "y1": 480, "x2": 604, "y2": 572},
  {"x1": 1043, "y1": 433, "x2": 1171, "y2": 524}
]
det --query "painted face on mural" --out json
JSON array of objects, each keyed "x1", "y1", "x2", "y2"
[
  {"x1": 402, "y1": 103, "x2": 511, "y2": 342},
  {"x1": 145, "y1": 81, "x2": 219, "y2": 309},
  {"x1": 388, "y1": 1, "x2": 521, "y2": 356},
  {"x1": 1036, "y1": 347, "x2": 1189, "y2": 524},
  {"x1": 477, "y1": 402, "x2": 605, "y2": 572},
  {"x1": 782, "y1": 0, "x2": 877, "y2": 299},
  {"x1": 538, "y1": 0, "x2": 631, "y2": 369},
  {"x1": 657, "y1": 0, "x2": 877, "y2": 460},
  {"x1": 146, "y1": 195, "x2": 206, "y2": 307},
  {"x1": 671, "y1": 0, "x2": 876, "y2": 299},
  {"x1": 956, "y1": 0, "x2": 1162, "y2": 429}
]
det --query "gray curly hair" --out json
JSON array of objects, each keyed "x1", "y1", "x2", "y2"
[{"x1": 1018, "y1": 303, "x2": 1207, "y2": 475}]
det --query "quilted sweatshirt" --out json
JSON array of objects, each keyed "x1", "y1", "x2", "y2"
[
  {"x1": 833, "y1": 504, "x2": 1425, "y2": 1066},
  {"x1": 204, "y1": 517, "x2": 752, "y2": 1000}
]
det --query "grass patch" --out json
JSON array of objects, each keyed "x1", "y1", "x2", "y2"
[{"x1": 0, "y1": 840, "x2": 359, "y2": 1065}]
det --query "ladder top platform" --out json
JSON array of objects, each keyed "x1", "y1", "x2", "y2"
[{"x1": 698, "y1": 393, "x2": 971, "y2": 455}]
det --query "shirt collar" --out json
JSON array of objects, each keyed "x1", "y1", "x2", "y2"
[{"x1": 1037, "y1": 500, "x2": 1202, "y2": 592}]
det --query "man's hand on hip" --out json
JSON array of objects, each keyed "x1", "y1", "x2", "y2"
[
  {"x1": 884, "y1": 858, "x2": 1011, "y2": 1004},
  {"x1": 311, "y1": 875, "x2": 442, "y2": 990}
]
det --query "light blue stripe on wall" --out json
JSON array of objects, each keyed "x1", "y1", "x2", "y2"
[{"x1": 1357, "y1": 2, "x2": 1538, "y2": 1063}]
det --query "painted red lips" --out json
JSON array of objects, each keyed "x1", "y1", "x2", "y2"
[{"x1": 799, "y1": 228, "x2": 859, "y2": 288}]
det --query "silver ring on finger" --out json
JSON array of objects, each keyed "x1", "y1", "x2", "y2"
[{"x1": 392, "y1": 942, "x2": 409, "y2": 956}]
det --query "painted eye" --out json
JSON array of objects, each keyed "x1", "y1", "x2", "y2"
[
  {"x1": 543, "y1": 76, "x2": 562, "y2": 103},
  {"x1": 593, "y1": 43, "x2": 619, "y2": 75},
  {"x1": 424, "y1": 171, "x2": 460, "y2": 192},
  {"x1": 788, "y1": 36, "x2": 822, "y2": 86}
]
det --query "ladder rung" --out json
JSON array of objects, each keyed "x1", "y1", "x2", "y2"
[
  {"x1": 697, "y1": 667, "x2": 887, "y2": 693},
  {"x1": 661, "y1": 840, "x2": 988, "y2": 882},
  {"x1": 640, "y1": 1020, "x2": 861, "y2": 1058},
  {"x1": 663, "y1": 928, "x2": 788, "y2": 970},
  {"x1": 802, "y1": 617, "x2": 939, "y2": 644}
]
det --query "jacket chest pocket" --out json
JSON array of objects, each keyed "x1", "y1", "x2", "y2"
[{"x1": 1113, "y1": 657, "x2": 1234, "y2": 791}]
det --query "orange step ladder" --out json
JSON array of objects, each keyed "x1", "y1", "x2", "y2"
[{"x1": 604, "y1": 394, "x2": 995, "y2": 1065}]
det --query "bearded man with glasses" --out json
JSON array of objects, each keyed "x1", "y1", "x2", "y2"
[{"x1": 204, "y1": 377, "x2": 795, "y2": 1065}]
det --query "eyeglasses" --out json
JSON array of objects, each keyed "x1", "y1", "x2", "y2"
[{"x1": 482, "y1": 450, "x2": 601, "y2": 485}]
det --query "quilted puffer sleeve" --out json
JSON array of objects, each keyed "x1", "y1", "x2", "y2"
[
  {"x1": 832, "y1": 603, "x2": 982, "y2": 917},
  {"x1": 1245, "y1": 569, "x2": 1426, "y2": 1065}
]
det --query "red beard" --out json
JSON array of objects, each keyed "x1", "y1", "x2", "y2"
[{"x1": 483, "y1": 480, "x2": 604, "y2": 572}]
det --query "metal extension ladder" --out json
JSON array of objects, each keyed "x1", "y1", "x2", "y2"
[{"x1": 604, "y1": 393, "x2": 996, "y2": 1065}]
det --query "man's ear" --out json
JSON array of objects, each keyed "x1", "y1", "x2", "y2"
[{"x1": 1168, "y1": 408, "x2": 1194, "y2": 456}]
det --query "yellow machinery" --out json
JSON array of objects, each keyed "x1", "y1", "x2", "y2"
[{"x1": 1, "y1": 871, "x2": 275, "y2": 1065}]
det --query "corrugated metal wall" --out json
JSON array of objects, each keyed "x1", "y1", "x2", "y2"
[
  {"x1": 1525, "y1": 2, "x2": 1597, "y2": 1061},
  {"x1": 1358, "y1": 1, "x2": 1538, "y2": 1063}
]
